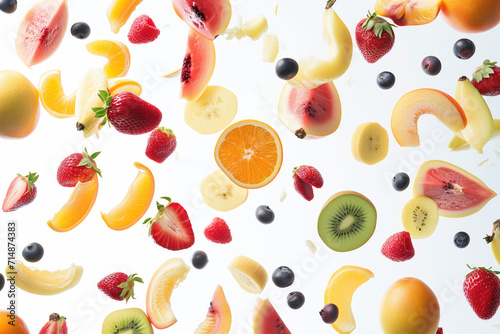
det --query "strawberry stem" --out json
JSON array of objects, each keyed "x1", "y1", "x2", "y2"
[
  {"x1": 363, "y1": 11, "x2": 395, "y2": 38},
  {"x1": 77, "y1": 148, "x2": 102, "y2": 177},
  {"x1": 466, "y1": 264, "x2": 500, "y2": 276},
  {"x1": 118, "y1": 273, "x2": 144, "y2": 303},
  {"x1": 18, "y1": 171, "x2": 38, "y2": 194},
  {"x1": 92, "y1": 90, "x2": 113, "y2": 126},
  {"x1": 473, "y1": 59, "x2": 497, "y2": 83}
]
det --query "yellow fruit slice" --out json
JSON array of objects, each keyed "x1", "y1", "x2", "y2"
[
  {"x1": 262, "y1": 33, "x2": 279, "y2": 63},
  {"x1": 242, "y1": 15, "x2": 268, "y2": 40},
  {"x1": 107, "y1": 0, "x2": 143, "y2": 33},
  {"x1": 194, "y1": 285, "x2": 232, "y2": 334},
  {"x1": 146, "y1": 258, "x2": 190, "y2": 329},
  {"x1": 38, "y1": 69, "x2": 76, "y2": 118},
  {"x1": 6, "y1": 260, "x2": 83, "y2": 295},
  {"x1": 185, "y1": 86, "x2": 238, "y2": 135},
  {"x1": 402, "y1": 196, "x2": 439, "y2": 239},
  {"x1": 108, "y1": 78, "x2": 142, "y2": 96},
  {"x1": 215, "y1": 120, "x2": 283, "y2": 189},
  {"x1": 200, "y1": 170, "x2": 248, "y2": 212},
  {"x1": 228, "y1": 255, "x2": 268, "y2": 294},
  {"x1": 47, "y1": 174, "x2": 99, "y2": 232},
  {"x1": 324, "y1": 265, "x2": 374, "y2": 334},
  {"x1": 86, "y1": 40, "x2": 131, "y2": 79},
  {"x1": 102, "y1": 162, "x2": 155, "y2": 231},
  {"x1": 351, "y1": 122, "x2": 389, "y2": 165},
  {"x1": 162, "y1": 68, "x2": 181, "y2": 77}
]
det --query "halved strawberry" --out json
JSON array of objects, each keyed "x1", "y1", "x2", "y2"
[
  {"x1": 2, "y1": 172, "x2": 38, "y2": 212},
  {"x1": 143, "y1": 197, "x2": 194, "y2": 250}
]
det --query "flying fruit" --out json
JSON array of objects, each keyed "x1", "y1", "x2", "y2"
[
  {"x1": 449, "y1": 119, "x2": 500, "y2": 151},
  {"x1": 107, "y1": 0, "x2": 143, "y2": 34},
  {"x1": 288, "y1": 0, "x2": 353, "y2": 89},
  {"x1": 485, "y1": 220, "x2": 500, "y2": 266},
  {"x1": 375, "y1": 0, "x2": 442, "y2": 26},
  {"x1": 454, "y1": 76, "x2": 494, "y2": 154},
  {"x1": 39, "y1": 313, "x2": 68, "y2": 334}
]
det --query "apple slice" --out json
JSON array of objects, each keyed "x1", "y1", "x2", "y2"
[{"x1": 391, "y1": 88, "x2": 467, "y2": 147}]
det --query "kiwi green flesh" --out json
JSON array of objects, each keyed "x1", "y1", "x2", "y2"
[
  {"x1": 318, "y1": 194, "x2": 376, "y2": 252},
  {"x1": 102, "y1": 308, "x2": 153, "y2": 334}
]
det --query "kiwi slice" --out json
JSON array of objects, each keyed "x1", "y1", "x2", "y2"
[
  {"x1": 318, "y1": 191, "x2": 377, "y2": 252},
  {"x1": 402, "y1": 196, "x2": 439, "y2": 239},
  {"x1": 102, "y1": 308, "x2": 153, "y2": 334}
]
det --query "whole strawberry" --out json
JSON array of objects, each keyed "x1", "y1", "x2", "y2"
[
  {"x1": 146, "y1": 127, "x2": 177, "y2": 163},
  {"x1": 98, "y1": 273, "x2": 143, "y2": 302},
  {"x1": 2, "y1": 172, "x2": 38, "y2": 212},
  {"x1": 293, "y1": 165, "x2": 323, "y2": 201},
  {"x1": 204, "y1": 217, "x2": 232, "y2": 244},
  {"x1": 39, "y1": 313, "x2": 68, "y2": 334},
  {"x1": 57, "y1": 148, "x2": 102, "y2": 187},
  {"x1": 381, "y1": 231, "x2": 415, "y2": 262},
  {"x1": 355, "y1": 12, "x2": 395, "y2": 63},
  {"x1": 471, "y1": 60, "x2": 500, "y2": 96},
  {"x1": 93, "y1": 90, "x2": 162, "y2": 135},
  {"x1": 463, "y1": 266, "x2": 500, "y2": 319},
  {"x1": 128, "y1": 15, "x2": 160, "y2": 44}
]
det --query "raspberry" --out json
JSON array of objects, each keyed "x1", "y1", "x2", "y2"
[
  {"x1": 204, "y1": 218, "x2": 232, "y2": 244},
  {"x1": 381, "y1": 231, "x2": 415, "y2": 262},
  {"x1": 128, "y1": 15, "x2": 160, "y2": 44}
]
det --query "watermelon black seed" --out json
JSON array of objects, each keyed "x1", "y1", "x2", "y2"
[
  {"x1": 181, "y1": 55, "x2": 192, "y2": 83},
  {"x1": 192, "y1": 5, "x2": 205, "y2": 21}
]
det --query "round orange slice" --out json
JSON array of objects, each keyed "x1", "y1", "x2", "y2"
[
  {"x1": 86, "y1": 40, "x2": 131, "y2": 79},
  {"x1": 38, "y1": 69, "x2": 76, "y2": 118},
  {"x1": 47, "y1": 174, "x2": 99, "y2": 232},
  {"x1": 108, "y1": 78, "x2": 142, "y2": 96},
  {"x1": 102, "y1": 162, "x2": 154, "y2": 231},
  {"x1": 214, "y1": 120, "x2": 283, "y2": 189}
]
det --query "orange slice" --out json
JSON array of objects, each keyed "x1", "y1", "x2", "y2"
[
  {"x1": 108, "y1": 78, "x2": 142, "y2": 96},
  {"x1": 214, "y1": 120, "x2": 283, "y2": 189},
  {"x1": 86, "y1": 40, "x2": 131, "y2": 79},
  {"x1": 146, "y1": 257, "x2": 190, "y2": 329},
  {"x1": 47, "y1": 174, "x2": 99, "y2": 232},
  {"x1": 38, "y1": 70, "x2": 76, "y2": 118},
  {"x1": 324, "y1": 265, "x2": 374, "y2": 334},
  {"x1": 102, "y1": 162, "x2": 155, "y2": 231}
]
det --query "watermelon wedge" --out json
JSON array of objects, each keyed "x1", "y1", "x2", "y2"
[{"x1": 254, "y1": 299, "x2": 291, "y2": 334}]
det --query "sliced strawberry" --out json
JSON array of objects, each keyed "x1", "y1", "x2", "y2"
[
  {"x1": 143, "y1": 197, "x2": 195, "y2": 251},
  {"x1": 293, "y1": 165, "x2": 324, "y2": 188},
  {"x1": 293, "y1": 173, "x2": 314, "y2": 201},
  {"x1": 2, "y1": 172, "x2": 38, "y2": 212}
]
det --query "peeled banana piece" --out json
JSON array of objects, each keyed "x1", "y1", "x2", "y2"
[
  {"x1": 449, "y1": 119, "x2": 500, "y2": 151},
  {"x1": 351, "y1": 122, "x2": 389, "y2": 165},
  {"x1": 288, "y1": 0, "x2": 353, "y2": 88},
  {"x1": 201, "y1": 170, "x2": 248, "y2": 211},
  {"x1": 228, "y1": 255, "x2": 268, "y2": 294}
]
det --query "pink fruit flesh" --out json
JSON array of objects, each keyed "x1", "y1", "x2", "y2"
[
  {"x1": 2, "y1": 176, "x2": 27, "y2": 212},
  {"x1": 254, "y1": 300, "x2": 291, "y2": 334},
  {"x1": 16, "y1": 0, "x2": 68, "y2": 67}
]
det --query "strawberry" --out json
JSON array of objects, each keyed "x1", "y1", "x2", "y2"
[
  {"x1": 39, "y1": 313, "x2": 68, "y2": 334},
  {"x1": 293, "y1": 165, "x2": 324, "y2": 188},
  {"x1": 436, "y1": 328, "x2": 443, "y2": 334},
  {"x1": 143, "y1": 197, "x2": 195, "y2": 250},
  {"x1": 128, "y1": 15, "x2": 160, "y2": 44},
  {"x1": 204, "y1": 217, "x2": 232, "y2": 244},
  {"x1": 93, "y1": 90, "x2": 162, "y2": 135},
  {"x1": 381, "y1": 231, "x2": 415, "y2": 262},
  {"x1": 97, "y1": 273, "x2": 143, "y2": 302},
  {"x1": 56, "y1": 148, "x2": 102, "y2": 187},
  {"x1": 471, "y1": 60, "x2": 500, "y2": 96},
  {"x1": 2, "y1": 172, "x2": 38, "y2": 212},
  {"x1": 463, "y1": 266, "x2": 500, "y2": 320},
  {"x1": 293, "y1": 173, "x2": 314, "y2": 201},
  {"x1": 146, "y1": 127, "x2": 177, "y2": 163},
  {"x1": 355, "y1": 12, "x2": 395, "y2": 64}
]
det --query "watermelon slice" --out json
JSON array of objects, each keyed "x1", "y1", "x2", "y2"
[
  {"x1": 413, "y1": 160, "x2": 496, "y2": 218},
  {"x1": 254, "y1": 299, "x2": 291, "y2": 334}
]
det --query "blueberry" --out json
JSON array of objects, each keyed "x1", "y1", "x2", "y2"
[
  {"x1": 272, "y1": 266, "x2": 294, "y2": 288},
  {"x1": 192, "y1": 250, "x2": 208, "y2": 269},
  {"x1": 255, "y1": 205, "x2": 275, "y2": 224},
  {"x1": 320, "y1": 303, "x2": 339, "y2": 324},
  {"x1": 454, "y1": 231, "x2": 470, "y2": 248},
  {"x1": 0, "y1": 273, "x2": 4, "y2": 291},
  {"x1": 22, "y1": 242, "x2": 44, "y2": 263},
  {"x1": 392, "y1": 172, "x2": 410, "y2": 191},
  {"x1": 421, "y1": 56, "x2": 442, "y2": 76},
  {"x1": 453, "y1": 39, "x2": 475, "y2": 60},
  {"x1": 275, "y1": 58, "x2": 299, "y2": 80},
  {"x1": 376, "y1": 71, "x2": 395, "y2": 89},
  {"x1": 71, "y1": 22, "x2": 91, "y2": 39},
  {"x1": 287, "y1": 291, "x2": 305, "y2": 309},
  {"x1": 0, "y1": 0, "x2": 17, "y2": 14}
]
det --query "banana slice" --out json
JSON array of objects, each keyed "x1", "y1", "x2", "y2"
[
  {"x1": 262, "y1": 33, "x2": 279, "y2": 63},
  {"x1": 449, "y1": 119, "x2": 500, "y2": 151},
  {"x1": 185, "y1": 86, "x2": 238, "y2": 135},
  {"x1": 351, "y1": 122, "x2": 389, "y2": 165},
  {"x1": 242, "y1": 15, "x2": 268, "y2": 40},
  {"x1": 228, "y1": 255, "x2": 268, "y2": 294},
  {"x1": 201, "y1": 170, "x2": 248, "y2": 211}
]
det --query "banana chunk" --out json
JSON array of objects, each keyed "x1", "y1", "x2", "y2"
[
  {"x1": 201, "y1": 170, "x2": 248, "y2": 211},
  {"x1": 351, "y1": 122, "x2": 389, "y2": 165}
]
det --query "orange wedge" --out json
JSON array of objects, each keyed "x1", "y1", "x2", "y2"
[
  {"x1": 146, "y1": 257, "x2": 190, "y2": 329},
  {"x1": 107, "y1": 0, "x2": 143, "y2": 34},
  {"x1": 47, "y1": 174, "x2": 99, "y2": 232},
  {"x1": 214, "y1": 120, "x2": 283, "y2": 189},
  {"x1": 324, "y1": 266, "x2": 374, "y2": 334},
  {"x1": 38, "y1": 69, "x2": 76, "y2": 118},
  {"x1": 108, "y1": 78, "x2": 142, "y2": 96},
  {"x1": 86, "y1": 40, "x2": 131, "y2": 79},
  {"x1": 101, "y1": 162, "x2": 155, "y2": 231}
]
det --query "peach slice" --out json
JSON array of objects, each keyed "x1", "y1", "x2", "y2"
[
  {"x1": 375, "y1": 0, "x2": 442, "y2": 26},
  {"x1": 47, "y1": 174, "x2": 99, "y2": 232},
  {"x1": 102, "y1": 162, "x2": 155, "y2": 231},
  {"x1": 391, "y1": 88, "x2": 467, "y2": 147}
]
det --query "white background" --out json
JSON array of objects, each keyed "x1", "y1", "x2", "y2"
[{"x1": 1, "y1": 0, "x2": 500, "y2": 333}]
